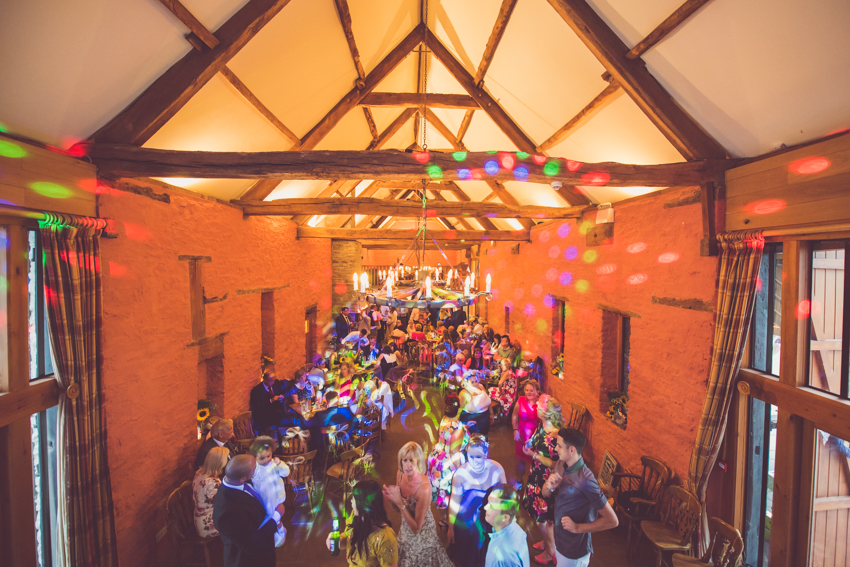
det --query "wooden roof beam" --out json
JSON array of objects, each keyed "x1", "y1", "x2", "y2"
[
  {"x1": 88, "y1": 0, "x2": 293, "y2": 145},
  {"x1": 300, "y1": 23, "x2": 425, "y2": 150},
  {"x1": 360, "y1": 93, "x2": 479, "y2": 109},
  {"x1": 297, "y1": 228, "x2": 529, "y2": 241},
  {"x1": 474, "y1": 0, "x2": 518, "y2": 85},
  {"x1": 538, "y1": 81, "x2": 622, "y2": 152},
  {"x1": 159, "y1": 0, "x2": 220, "y2": 49},
  {"x1": 545, "y1": 0, "x2": 726, "y2": 160},
  {"x1": 332, "y1": 0, "x2": 366, "y2": 87},
  {"x1": 85, "y1": 145, "x2": 733, "y2": 186},
  {"x1": 626, "y1": 0, "x2": 712, "y2": 60},
  {"x1": 368, "y1": 108, "x2": 418, "y2": 150},
  {"x1": 456, "y1": 110, "x2": 475, "y2": 145}
]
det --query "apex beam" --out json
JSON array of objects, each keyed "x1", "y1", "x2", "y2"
[
  {"x1": 237, "y1": 197, "x2": 591, "y2": 219},
  {"x1": 82, "y1": 145, "x2": 734, "y2": 187},
  {"x1": 297, "y1": 227, "x2": 529, "y2": 242}
]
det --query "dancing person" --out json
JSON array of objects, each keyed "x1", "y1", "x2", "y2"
[
  {"x1": 542, "y1": 429, "x2": 618, "y2": 567},
  {"x1": 248, "y1": 437, "x2": 290, "y2": 547},
  {"x1": 326, "y1": 480, "x2": 398, "y2": 567},
  {"x1": 193, "y1": 447, "x2": 229, "y2": 538},
  {"x1": 512, "y1": 380, "x2": 542, "y2": 490},
  {"x1": 195, "y1": 418, "x2": 237, "y2": 470},
  {"x1": 489, "y1": 359, "x2": 518, "y2": 419},
  {"x1": 383, "y1": 443, "x2": 454, "y2": 567},
  {"x1": 458, "y1": 373, "x2": 492, "y2": 436},
  {"x1": 447, "y1": 435, "x2": 506, "y2": 567},
  {"x1": 377, "y1": 345, "x2": 399, "y2": 382},
  {"x1": 521, "y1": 397, "x2": 564, "y2": 565},
  {"x1": 426, "y1": 394, "x2": 469, "y2": 523},
  {"x1": 483, "y1": 485, "x2": 530, "y2": 567},
  {"x1": 214, "y1": 455, "x2": 283, "y2": 567}
]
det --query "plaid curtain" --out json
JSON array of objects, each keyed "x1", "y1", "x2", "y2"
[
  {"x1": 687, "y1": 230, "x2": 764, "y2": 554},
  {"x1": 41, "y1": 220, "x2": 119, "y2": 567}
]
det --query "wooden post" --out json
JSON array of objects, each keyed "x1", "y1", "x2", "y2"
[
  {"x1": 179, "y1": 255, "x2": 212, "y2": 340},
  {"x1": 700, "y1": 180, "x2": 718, "y2": 256}
]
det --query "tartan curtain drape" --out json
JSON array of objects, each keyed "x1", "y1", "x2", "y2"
[
  {"x1": 687, "y1": 230, "x2": 765, "y2": 554},
  {"x1": 41, "y1": 222, "x2": 119, "y2": 567}
]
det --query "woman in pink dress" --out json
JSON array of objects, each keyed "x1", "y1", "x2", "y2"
[{"x1": 511, "y1": 379, "x2": 541, "y2": 491}]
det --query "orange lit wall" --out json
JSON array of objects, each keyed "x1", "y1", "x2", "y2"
[
  {"x1": 97, "y1": 187, "x2": 332, "y2": 567},
  {"x1": 479, "y1": 189, "x2": 719, "y2": 483}
]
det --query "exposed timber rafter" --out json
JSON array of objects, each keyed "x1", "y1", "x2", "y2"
[
  {"x1": 158, "y1": 0, "x2": 220, "y2": 49},
  {"x1": 368, "y1": 109, "x2": 418, "y2": 151},
  {"x1": 297, "y1": 227, "x2": 529, "y2": 241},
  {"x1": 474, "y1": 0, "x2": 518, "y2": 85},
  {"x1": 537, "y1": 81, "x2": 622, "y2": 152},
  {"x1": 332, "y1": 0, "x2": 366, "y2": 87},
  {"x1": 83, "y1": 145, "x2": 735, "y2": 186},
  {"x1": 88, "y1": 0, "x2": 293, "y2": 145},
  {"x1": 626, "y1": 0, "x2": 712, "y2": 60},
  {"x1": 219, "y1": 66, "x2": 301, "y2": 147},
  {"x1": 545, "y1": 0, "x2": 726, "y2": 160},
  {"x1": 360, "y1": 93, "x2": 479, "y2": 109}
]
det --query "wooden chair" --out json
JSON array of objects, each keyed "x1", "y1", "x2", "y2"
[
  {"x1": 324, "y1": 443, "x2": 368, "y2": 514},
  {"x1": 638, "y1": 485, "x2": 702, "y2": 567},
  {"x1": 671, "y1": 517, "x2": 743, "y2": 567},
  {"x1": 356, "y1": 407, "x2": 383, "y2": 447},
  {"x1": 165, "y1": 480, "x2": 217, "y2": 567},
  {"x1": 231, "y1": 411, "x2": 255, "y2": 452},
  {"x1": 281, "y1": 449, "x2": 318, "y2": 509},
  {"x1": 565, "y1": 402, "x2": 587, "y2": 431},
  {"x1": 611, "y1": 456, "x2": 670, "y2": 555}
]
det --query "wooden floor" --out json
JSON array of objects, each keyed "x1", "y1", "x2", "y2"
[{"x1": 184, "y1": 384, "x2": 663, "y2": 567}]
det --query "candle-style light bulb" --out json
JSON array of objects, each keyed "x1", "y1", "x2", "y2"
[
  {"x1": 447, "y1": 269, "x2": 453, "y2": 283},
  {"x1": 425, "y1": 276, "x2": 432, "y2": 299},
  {"x1": 387, "y1": 273, "x2": 393, "y2": 298},
  {"x1": 470, "y1": 273, "x2": 475, "y2": 290},
  {"x1": 360, "y1": 272, "x2": 368, "y2": 293},
  {"x1": 353, "y1": 273, "x2": 358, "y2": 289},
  {"x1": 464, "y1": 276, "x2": 470, "y2": 297},
  {"x1": 486, "y1": 273, "x2": 491, "y2": 293}
]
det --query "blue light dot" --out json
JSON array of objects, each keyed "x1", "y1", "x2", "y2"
[
  {"x1": 484, "y1": 160, "x2": 499, "y2": 175},
  {"x1": 564, "y1": 246, "x2": 578, "y2": 260},
  {"x1": 560, "y1": 272, "x2": 573, "y2": 285},
  {"x1": 457, "y1": 168, "x2": 471, "y2": 180},
  {"x1": 513, "y1": 166, "x2": 529, "y2": 181}
]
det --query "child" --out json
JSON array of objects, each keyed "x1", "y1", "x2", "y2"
[{"x1": 248, "y1": 436, "x2": 291, "y2": 547}]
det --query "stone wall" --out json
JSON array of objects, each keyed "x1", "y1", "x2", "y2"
[
  {"x1": 361, "y1": 248, "x2": 463, "y2": 268},
  {"x1": 479, "y1": 189, "x2": 718, "y2": 483},
  {"x1": 97, "y1": 187, "x2": 332, "y2": 567},
  {"x1": 331, "y1": 239, "x2": 362, "y2": 312}
]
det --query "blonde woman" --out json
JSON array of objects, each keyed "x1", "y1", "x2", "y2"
[
  {"x1": 337, "y1": 357, "x2": 356, "y2": 401},
  {"x1": 192, "y1": 446, "x2": 229, "y2": 538},
  {"x1": 521, "y1": 396, "x2": 564, "y2": 564},
  {"x1": 383, "y1": 442, "x2": 453, "y2": 567}
]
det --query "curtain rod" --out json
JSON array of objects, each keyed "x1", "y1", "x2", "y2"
[
  {"x1": 0, "y1": 205, "x2": 117, "y2": 237},
  {"x1": 761, "y1": 222, "x2": 850, "y2": 241}
]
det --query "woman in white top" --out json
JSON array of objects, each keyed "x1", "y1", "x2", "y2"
[{"x1": 457, "y1": 372, "x2": 492, "y2": 436}]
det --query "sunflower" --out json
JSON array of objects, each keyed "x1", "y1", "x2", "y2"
[{"x1": 197, "y1": 408, "x2": 210, "y2": 421}]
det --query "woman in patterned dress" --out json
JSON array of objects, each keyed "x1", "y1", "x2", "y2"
[
  {"x1": 384, "y1": 443, "x2": 454, "y2": 567},
  {"x1": 426, "y1": 394, "x2": 469, "y2": 524},
  {"x1": 488, "y1": 359, "x2": 518, "y2": 419},
  {"x1": 521, "y1": 396, "x2": 564, "y2": 565},
  {"x1": 192, "y1": 446, "x2": 228, "y2": 538}
]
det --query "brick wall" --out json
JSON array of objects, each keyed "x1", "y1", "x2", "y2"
[
  {"x1": 479, "y1": 189, "x2": 718, "y2": 483},
  {"x1": 331, "y1": 240, "x2": 362, "y2": 312},
  {"x1": 97, "y1": 188, "x2": 332, "y2": 567}
]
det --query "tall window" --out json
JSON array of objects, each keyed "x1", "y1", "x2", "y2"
[
  {"x1": 750, "y1": 244, "x2": 783, "y2": 375},
  {"x1": 807, "y1": 241, "x2": 848, "y2": 398},
  {"x1": 28, "y1": 230, "x2": 53, "y2": 380},
  {"x1": 809, "y1": 430, "x2": 850, "y2": 565}
]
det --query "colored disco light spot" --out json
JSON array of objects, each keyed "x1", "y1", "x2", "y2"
[
  {"x1": 597, "y1": 275, "x2": 615, "y2": 291},
  {"x1": 484, "y1": 160, "x2": 499, "y2": 175},
  {"x1": 524, "y1": 303, "x2": 536, "y2": 317},
  {"x1": 427, "y1": 165, "x2": 443, "y2": 179},
  {"x1": 755, "y1": 277, "x2": 763, "y2": 292},
  {"x1": 323, "y1": 267, "x2": 333, "y2": 278},
  {"x1": 626, "y1": 242, "x2": 647, "y2": 254},
  {"x1": 123, "y1": 223, "x2": 151, "y2": 241},
  {"x1": 625, "y1": 273, "x2": 648, "y2": 285},
  {"x1": 559, "y1": 272, "x2": 573, "y2": 285},
  {"x1": 471, "y1": 169, "x2": 483, "y2": 180},
  {"x1": 575, "y1": 280, "x2": 589, "y2": 293},
  {"x1": 309, "y1": 279, "x2": 319, "y2": 290},
  {"x1": 0, "y1": 310, "x2": 5, "y2": 329},
  {"x1": 320, "y1": 296, "x2": 332, "y2": 310},
  {"x1": 108, "y1": 261, "x2": 128, "y2": 278},
  {"x1": 539, "y1": 230, "x2": 551, "y2": 243},
  {"x1": 513, "y1": 287, "x2": 524, "y2": 300},
  {"x1": 457, "y1": 168, "x2": 471, "y2": 180},
  {"x1": 796, "y1": 299, "x2": 811, "y2": 318},
  {"x1": 500, "y1": 153, "x2": 516, "y2": 170},
  {"x1": 334, "y1": 283, "x2": 348, "y2": 294},
  {"x1": 579, "y1": 221, "x2": 594, "y2": 235},
  {"x1": 566, "y1": 160, "x2": 582, "y2": 172},
  {"x1": 596, "y1": 263, "x2": 617, "y2": 275},
  {"x1": 0, "y1": 140, "x2": 27, "y2": 158},
  {"x1": 497, "y1": 259, "x2": 507, "y2": 271},
  {"x1": 0, "y1": 121, "x2": 7, "y2": 133},
  {"x1": 543, "y1": 295, "x2": 555, "y2": 308},
  {"x1": 413, "y1": 151, "x2": 430, "y2": 163},
  {"x1": 516, "y1": 151, "x2": 530, "y2": 159},
  {"x1": 543, "y1": 161, "x2": 560, "y2": 176},
  {"x1": 581, "y1": 171, "x2": 609, "y2": 186},
  {"x1": 582, "y1": 250, "x2": 597, "y2": 263},
  {"x1": 564, "y1": 247, "x2": 578, "y2": 260},
  {"x1": 487, "y1": 150, "x2": 497, "y2": 154},
  {"x1": 557, "y1": 223, "x2": 571, "y2": 238},
  {"x1": 789, "y1": 157, "x2": 830, "y2": 175},
  {"x1": 513, "y1": 166, "x2": 529, "y2": 181},
  {"x1": 452, "y1": 152, "x2": 467, "y2": 162},
  {"x1": 504, "y1": 300, "x2": 514, "y2": 312},
  {"x1": 536, "y1": 318, "x2": 548, "y2": 332},
  {"x1": 30, "y1": 182, "x2": 71, "y2": 199},
  {"x1": 532, "y1": 155, "x2": 547, "y2": 165},
  {"x1": 532, "y1": 284, "x2": 542, "y2": 297},
  {"x1": 563, "y1": 305, "x2": 572, "y2": 318},
  {"x1": 0, "y1": 275, "x2": 6, "y2": 292},
  {"x1": 657, "y1": 252, "x2": 680, "y2": 264},
  {"x1": 546, "y1": 268, "x2": 558, "y2": 282},
  {"x1": 491, "y1": 288, "x2": 500, "y2": 299},
  {"x1": 751, "y1": 200, "x2": 785, "y2": 215},
  {"x1": 548, "y1": 245, "x2": 561, "y2": 258}
]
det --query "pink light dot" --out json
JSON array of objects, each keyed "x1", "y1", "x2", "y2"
[
  {"x1": 524, "y1": 303, "x2": 536, "y2": 317},
  {"x1": 796, "y1": 299, "x2": 811, "y2": 318},
  {"x1": 546, "y1": 268, "x2": 558, "y2": 282},
  {"x1": 557, "y1": 223, "x2": 571, "y2": 238},
  {"x1": 334, "y1": 283, "x2": 348, "y2": 294},
  {"x1": 625, "y1": 273, "x2": 648, "y2": 285},
  {"x1": 789, "y1": 157, "x2": 830, "y2": 175},
  {"x1": 539, "y1": 230, "x2": 550, "y2": 243},
  {"x1": 532, "y1": 284, "x2": 543, "y2": 297},
  {"x1": 626, "y1": 242, "x2": 647, "y2": 254},
  {"x1": 320, "y1": 296, "x2": 332, "y2": 309},
  {"x1": 657, "y1": 252, "x2": 680, "y2": 264},
  {"x1": 549, "y1": 245, "x2": 561, "y2": 259},
  {"x1": 514, "y1": 287, "x2": 525, "y2": 300},
  {"x1": 596, "y1": 263, "x2": 617, "y2": 275},
  {"x1": 309, "y1": 279, "x2": 319, "y2": 290}
]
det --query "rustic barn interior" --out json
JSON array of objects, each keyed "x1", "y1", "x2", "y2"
[{"x1": 1, "y1": 0, "x2": 850, "y2": 566}]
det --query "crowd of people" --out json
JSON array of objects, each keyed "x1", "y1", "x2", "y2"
[{"x1": 189, "y1": 299, "x2": 618, "y2": 567}]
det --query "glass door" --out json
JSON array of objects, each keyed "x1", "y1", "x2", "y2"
[{"x1": 743, "y1": 398, "x2": 778, "y2": 567}]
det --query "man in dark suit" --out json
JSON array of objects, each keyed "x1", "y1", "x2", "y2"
[
  {"x1": 335, "y1": 306, "x2": 353, "y2": 339},
  {"x1": 195, "y1": 419, "x2": 238, "y2": 470},
  {"x1": 250, "y1": 370, "x2": 288, "y2": 433},
  {"x1": 214, "y1": 455, "x2": 281, "y2": 567}
]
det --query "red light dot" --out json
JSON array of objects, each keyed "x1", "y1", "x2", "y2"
[
  {"x1": 566, "y1": 160, "x2": 582, "y2": 172},
  {"x1": 412, "y1": 152, "x2": 430, "y2": 164},
  {"x1": 471, "y1": 169, "x2": 483, "y2": 180},
  {"x1": 796, "y1": 300, "x2": 811, "y2": 318},
  {"x1": 789, "y1": 157, "x2": 830, "y2": 175},
  {"x1": 532, "y1": 155, "x2": 547, "y2": 165},
  {"x1": 581, "y1": 171, "x2": 610, "y2": 186},
  {"x1": 334, "y1": 283, "x2": 348, "y2": 295},
  {"x1": 752, "y1": 200, "x2": 785, "y2": 215},
  {"x1": 500, "y1": 153, "x2": 516, "y2": 170}
]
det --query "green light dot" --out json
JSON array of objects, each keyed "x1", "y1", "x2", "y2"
[
  {"x1": 563, "y1": 305, "x2": 572, "y2": 318},
  {"x1": 0, "y1": 276, "x2": 7, "y2": 292},
  {"x1": 536, "y1": 319, "x2": 548, "y2": 332},
  {"x1": 516, "y1": 151, "x2": 529, "y2": 159},
  {"x1": 583, "y1": 250, "x2": 597, "y2": 263},
  {"x1": 487, "y1": 150, "x2": 497, "y2": 154},
  {"x1": 0, "y1": 140, "x2": 26, "y2": 158},
  {"x1": 0, "y1": 121, "x2": 8, "y2": 133},
  {"x1": 513, "y1": 322, "x2": 523, "y2": 333},
  {"x1": 427, "y1": 165, "x2": 443, "y2": 179},
  {"x1": 576, "y1": 280, "x2": 589, "y2": 293},
  {"x1": 579, "y1": 221, "x2": 594, "y2": 235},
  {"x1": 30, "y1": 182, "x2": 72, "y2": 199},
  {"x1": 452, "y1": 152, "x2": 467, "y2": 162},
  {"x1": 543, "y1": 161, "x2": 560, "y2": 176}
]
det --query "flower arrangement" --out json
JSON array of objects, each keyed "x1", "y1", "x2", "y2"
[
  {"x1": 605, "y1": 390, "x2": 628, "y2": 429},
  {"x1": 197, "y1": 399, "x2": 217, "y2": 439},
  {"x1": 551, "y1": 354, "x2": 564, "y2": 377}
]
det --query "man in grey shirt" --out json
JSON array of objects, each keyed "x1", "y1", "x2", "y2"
[{"x1": 542, "y1": 428, "x2": 618, "y2": 567}]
